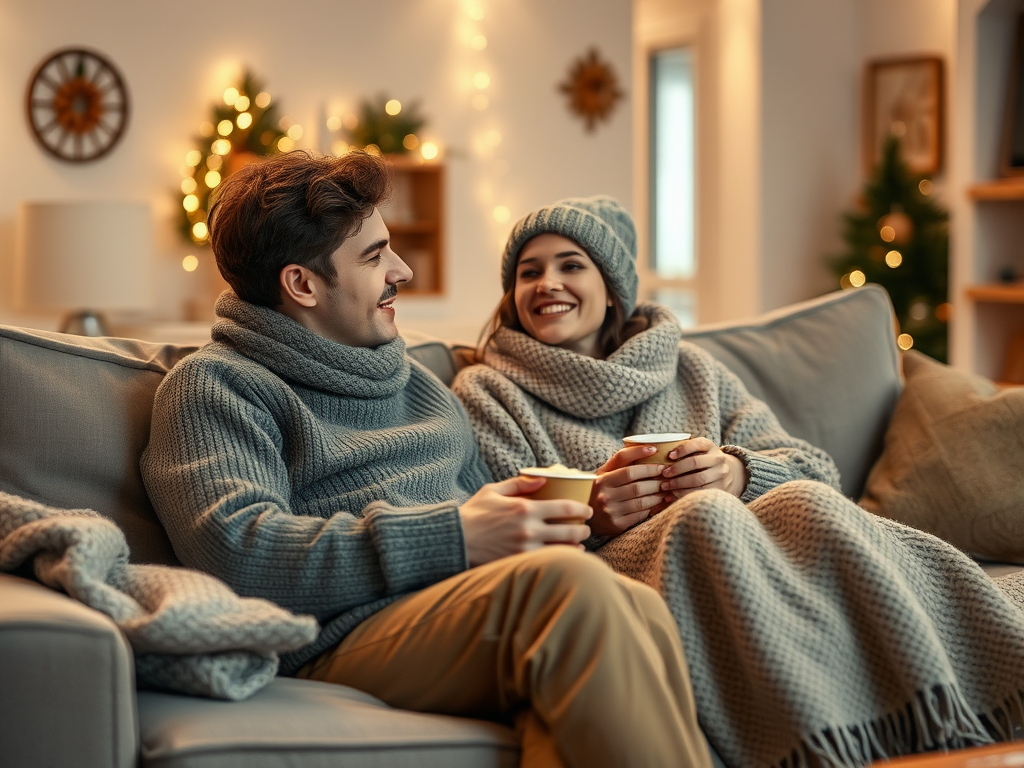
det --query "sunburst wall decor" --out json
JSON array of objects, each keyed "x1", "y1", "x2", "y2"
[{"x1": 558, "y1": 48, "x2": 623, "y2": 132}]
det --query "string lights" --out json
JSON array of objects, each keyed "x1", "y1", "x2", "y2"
[{"x1": 178, "y1": 70, "x2": 290, "y2": 254}]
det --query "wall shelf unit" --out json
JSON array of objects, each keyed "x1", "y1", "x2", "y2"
[
  {"x1": 951, "y1": 0, "x2": 1024, "y2": 382},
  {"x1": 380, "y1": 156, "x2": 445, "y2": 296},
  {"x1": 964, "y1": 283, "x2": 1024, "y2": 302},
  {"x1": 967, "y1": 179, "x2": 1024, "y2": 200}
]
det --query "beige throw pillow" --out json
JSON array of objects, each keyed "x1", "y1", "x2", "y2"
[{"x1": 860, "y1": 350, "x2": 1024, "y2": 562}]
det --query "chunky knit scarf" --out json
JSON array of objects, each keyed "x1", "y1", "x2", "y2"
[
  {"x1": 142, "y1": 292, "x2": 490, "y2": 674},
  {"x1": 452, "y1": 303, "x2": 842, "y2": 502}
]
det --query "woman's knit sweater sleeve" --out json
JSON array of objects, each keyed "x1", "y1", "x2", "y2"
[
  {"x1": 695, "y1": 351, "x2": 843, "y2": 500},
  {"x1": 141, "y1": 355, "x2": 469, "y2": 621}
]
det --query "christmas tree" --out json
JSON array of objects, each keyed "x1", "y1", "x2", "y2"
[
  {"x1": 829, "y1": 135, "x2": 950, "y2": 362},
  {"x1": 178, "y1": 70, "x2": 287, "y2": 247}
]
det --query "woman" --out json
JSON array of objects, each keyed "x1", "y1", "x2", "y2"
[
  {"x1": 453, "y1": 195, "x2": 840, "y2": 539},
  {"x1": 452, "y1": 196, "x2": 1024, "y2": 768}
]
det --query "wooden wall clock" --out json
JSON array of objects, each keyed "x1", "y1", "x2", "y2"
[{"x1": 25, "y1": 48, "x2": 130, "y2": 163}]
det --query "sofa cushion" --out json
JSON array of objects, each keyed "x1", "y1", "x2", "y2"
[
  {"x1": 0, "y1": 325, "x2": 196, "y2": 565},
  {"x1": 137, "y1": 677, "x2": 519, "y2": 768},
  {"x1": 859, "y1": 350, "x2": 1024, "y2": 563},
  {"x1": 678, "y1": 285, "x2": 902, "y2": 500}
]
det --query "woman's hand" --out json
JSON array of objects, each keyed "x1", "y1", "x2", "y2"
[
  {"x1": 659, "y1": 437, "x2": 749, "y2": 500},
  {"x1": 589, "y1": 445, "x2": 668, "y2": 536}
]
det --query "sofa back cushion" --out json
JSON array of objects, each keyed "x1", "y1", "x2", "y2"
[
  {"x1": 678, "y1": 285, "x2": 902, "y2": 500},
  {"x1": 0, "y1": 326, "x2": 196, "y2": 565}
]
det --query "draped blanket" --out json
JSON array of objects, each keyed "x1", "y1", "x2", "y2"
[
  {"x1": 599, "y1": 480, "x2": 1024, "y2": 768},
  {"x1": 0, "y1": 490, "x2": 319, "y2": 700}
]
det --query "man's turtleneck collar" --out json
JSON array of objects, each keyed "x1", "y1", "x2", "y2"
[{"x1": 211, "y1": 290, "x2": 411, "y2": 399}]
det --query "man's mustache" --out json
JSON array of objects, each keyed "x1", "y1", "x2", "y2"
[{"x1": 378, "y1": 285, "x2": 398, "y2": 304}]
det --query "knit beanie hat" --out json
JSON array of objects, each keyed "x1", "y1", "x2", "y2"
[{"x1": 501, "y1": 195, "x2": 639, "y2": 318}]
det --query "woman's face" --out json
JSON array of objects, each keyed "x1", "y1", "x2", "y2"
[{"x1": 513, "y1": 233, "x2": 610, "y2": 357}]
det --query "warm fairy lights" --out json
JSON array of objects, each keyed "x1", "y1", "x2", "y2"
[
  {"x1": 182, "y1": 254, "x2": 199, "y2": 272},
  {"x1": 177, "y1": 71, "x2": 288, "y2": 248}
]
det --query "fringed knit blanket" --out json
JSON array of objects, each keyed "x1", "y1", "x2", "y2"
[
  {"x1": 598, "y1": 480, "x2": 1024, "y2": 768},
  {"x1": 0, "y1": 490, "x2": 318, "y2": 700}
]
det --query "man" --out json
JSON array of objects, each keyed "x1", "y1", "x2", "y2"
[{"x1": 141, "y1": 149, "x2": 711, "y2": 768}]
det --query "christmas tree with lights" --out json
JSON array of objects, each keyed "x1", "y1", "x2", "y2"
[
  {"x1": 829, "y1": 135, "x2": 950, "y2": 362},
  {"x1": 178, "y1": 70, "x2": 287, "y2": 247}
]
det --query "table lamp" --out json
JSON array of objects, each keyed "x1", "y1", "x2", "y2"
[{"x1": 15, "y1": 200, "x2": 154, "y2": 336}]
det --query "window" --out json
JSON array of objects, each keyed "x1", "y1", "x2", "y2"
[{"x1": 649, "y1": 46, "x2": 696, "y2": 326}]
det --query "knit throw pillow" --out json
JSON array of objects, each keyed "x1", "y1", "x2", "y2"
[{"x1": 859, "y1": 350, "x2": 1024, "y2": 563}]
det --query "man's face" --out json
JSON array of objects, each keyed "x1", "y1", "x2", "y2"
[{"x1": 313, "y1": 208, "x2": 413, "y2": 348}]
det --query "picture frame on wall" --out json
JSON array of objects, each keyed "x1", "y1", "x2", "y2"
[{"x1": 864, "y1": 56, "x2": 943, "y2": 177}]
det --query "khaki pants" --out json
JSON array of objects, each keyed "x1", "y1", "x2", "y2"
[{"x1": 297, "y1": 547, "x2": 711, "y2": 768}]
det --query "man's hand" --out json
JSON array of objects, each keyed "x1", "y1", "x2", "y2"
[
  {"x1": 589, "y1": 445, "x2": 668, "y2": 536},
  {"x1": 659, "y1": 437, "x2": 749, "y2": 500},
  {"x1": 459, "y1": 476, "x2": 592, "y2": 566}
]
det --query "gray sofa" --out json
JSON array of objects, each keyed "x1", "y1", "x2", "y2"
[{"x1": 0, "y1": 285, "x2": 947, "y2": 768}]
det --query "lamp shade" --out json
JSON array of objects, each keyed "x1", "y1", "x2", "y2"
[{"x1": 15, "y1": 200, "x2": 154, "y2": 313}]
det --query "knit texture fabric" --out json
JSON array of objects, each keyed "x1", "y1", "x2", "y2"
[
  {"x1": 0, "y1": 490, "x2": 318, "y2": 700},
  {"x1": 452, "y1": 303, "x2": 842, "y2": 504},
  {"x1": 141, "y1": 291, "x2": 491, "y2": 674},
  {"x1": 599, "y1": 480, "x2": 1024, "y2": 768},
  {"x1": 500, "y1": 195, "x2": 639, "y2": 317}
]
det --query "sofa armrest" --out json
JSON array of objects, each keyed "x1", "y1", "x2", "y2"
[{"x1": 0, "y1": 572, "x2": 138, "y2": 768}]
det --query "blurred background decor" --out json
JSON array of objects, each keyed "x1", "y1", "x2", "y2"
[
  {"x1": 558, "y1": 47, "x2": 623, "y2": 132},
  {"x1": 341, "y1": 93, "x2": 427, "y2": 157},
  {"x1": 830, "y1": 135, "x2": 949, "y2": 362},
  {"x1": 25, "y1": 47, "x2": 130, "y2": 163},
  {"x1": 177, "y1": 69, "x2": 287, "y2": 249},
  {"x1": 864, "y1": 56, "x2": 943, "y2": 176}
]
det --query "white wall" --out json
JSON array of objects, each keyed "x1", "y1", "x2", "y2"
[
  {"x1": 0, "y1": 0, "x2": 632, "y2": 342},
  {"x1": 760, "y1": 0, "x2": 861, "y2": 311}
]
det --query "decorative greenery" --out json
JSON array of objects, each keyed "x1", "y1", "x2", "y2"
[
  {"x1": 344, "y1": 93, "x2": 426, "y2": 155},
  {"x1": 828, "y1": 134, "x2": 950, "y2": 362},
  {"x1": 178, "y1": 70, "x2": 287, "y2": 246}
]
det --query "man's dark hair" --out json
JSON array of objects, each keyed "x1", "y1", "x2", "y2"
[{"x1": 208, "y1": 150, "x2": 391, "y2": 306}]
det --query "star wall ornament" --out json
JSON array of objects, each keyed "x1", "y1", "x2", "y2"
[{"x1": 558, "y1": 48, "x2": 623, "y2": 132}]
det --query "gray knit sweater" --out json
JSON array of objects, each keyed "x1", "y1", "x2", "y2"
[
  {"x1": 141, "y1": 292, "x2": 491, "y2": 674},
  {"x1": 452, "y1": 303, "x2": 842, "y2": 507}
]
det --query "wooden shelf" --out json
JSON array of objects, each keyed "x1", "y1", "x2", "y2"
[
  {"x1": 967, "y1": 179, "x2": 1024, "y2": 200},
  {"x1": 965, "y1": 283, "x2": 1024, "y2": 303},
  {"x1": 380, "y1": 157, "x2": 445, "y2": 295}
]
